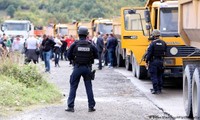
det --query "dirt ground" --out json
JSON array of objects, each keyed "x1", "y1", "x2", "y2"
[{"x1": 1, "y1": 60, "x2": 172, "y2": 120}]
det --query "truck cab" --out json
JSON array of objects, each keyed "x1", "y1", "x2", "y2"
[
  {"x1": 1, "y1": 20, "x2": 34, "y2": 39},
  {"x1": 78, "y1": 18, "x2": 113, "y2": 38},
  {"x1": 118, "y1": 0, "x2": 200, "y2": 79},
  {"x1": 53, "y1": 23, "x2": 68, "y2": 37}
]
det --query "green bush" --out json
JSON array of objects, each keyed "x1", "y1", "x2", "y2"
[
  {"x1": 0, "y1": 76, "x2": 61, "y2": 107},
  {"x1": 0, "y1": 61, "x2": 44, "y2": 88},
  {"x1": 0, "y1": 60, "x2": 62, "y2": 109}
]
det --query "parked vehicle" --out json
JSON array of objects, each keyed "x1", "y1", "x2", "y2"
[
  {"x1": 179, "y1": 0, "x2": 200, "y2": 118},
  {"x1": 115, "y1": 0, "x2": 200, "y2": 80},
  {"x1": 1, "y1": 20, "x2": 34, "y2": 39},
  {"x1": 53, "y1": 23, "x2": 68, "y2": 37},
  {"x1": 78, "y1": 18, "x2": 113, "y2": 37}
]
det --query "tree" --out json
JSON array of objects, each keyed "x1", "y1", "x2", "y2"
[
  {"x1": 2, "y1": 0, "x2": 145, "y2": 25},
  {"x1": 89, "y1": 8, "x2": 104, "y2": 18},
  {"x1": 6, "y1": 5, "x2": 16, "y2": 18}
]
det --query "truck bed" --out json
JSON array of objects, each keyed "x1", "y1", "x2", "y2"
[{"x1": 179, "y1": 0, "x2": 200, "y2": 49}]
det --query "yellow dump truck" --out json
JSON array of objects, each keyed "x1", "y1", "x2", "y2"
[
  {"x1": 64, "y1": 19, "x2": 112, "y2": 40},
  {"x1": 53, "y1": 23, "x2": 68, "y2": 37},
  {"x1": 67, "y1": 22, "x2": 79, "y2": 39},
  {"x1": 78, "y1": 18, "x2": 113, "y2": 37},
  {"x1": 179, "y1": 0, "x2": 200, "y2": 118},
  {"x1": 116, "y1": 0, "x2": 200, "y2": 80}
]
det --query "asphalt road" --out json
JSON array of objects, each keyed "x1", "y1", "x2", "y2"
[
  {"x1": 1, "y1": 60, "x2": 189, "y2": 120},
  {"x1": 115, "y1": 69, "x2": 191, "y2": 120}
]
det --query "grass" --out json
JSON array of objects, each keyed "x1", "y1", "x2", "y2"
[{"x1": 0, "y1": 55, "x2": 62, "y2": 115}]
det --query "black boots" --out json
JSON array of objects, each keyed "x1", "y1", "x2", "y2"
[
  {"x1": 65, "y1": 107, "x2": 96, "y2": 112},
  {"x1": 65, "y1": 107, "x2": 74, "y2": 112},
  {"x1": 88, "y1": 107, "x2": 96, "y2": 112}
]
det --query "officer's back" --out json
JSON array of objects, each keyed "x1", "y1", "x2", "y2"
[
  {"x1": 65, "y1": 26, "x2": 98, "y2": 112},
  {"x1": 146, "y1": 30, "x2": 167, "y2": 62},
  {"x1": 67, "y1": 27, "x2": 98, "y2": 65}
]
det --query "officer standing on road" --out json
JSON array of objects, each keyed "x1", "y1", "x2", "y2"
[
  {"x1": 65, "y1": 26, "x2": 98, "y2": 112},
  {"x1": 145, "y1": 30, "x2": 167, "y2": 94}
]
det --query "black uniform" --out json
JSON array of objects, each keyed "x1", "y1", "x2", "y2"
[
  {"x1": 67, "y1": 37, "x2": 98, "y2": 111},
  {"x1": 146, "y1": 39, "x2": 167, "y2": 94}
]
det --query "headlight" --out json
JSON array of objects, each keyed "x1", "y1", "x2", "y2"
[
  {"x1": 164, "y1": 58, "x2": 175, "y2": 66},
  {"x1": 170, "y1": 47, "x2": 178, "y2": 55}
]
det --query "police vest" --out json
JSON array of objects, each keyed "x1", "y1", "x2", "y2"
[
  {"x1": 152, "y1": 39, "x2": 166, "y2": 57},
  {"x1": 73, "y1": 40, "x2": 94, "y2": 65}
]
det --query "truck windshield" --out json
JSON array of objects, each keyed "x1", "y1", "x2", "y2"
[
  {"x1": 98, "y1": 23, "x2": 112, "y2": 34},
  {"x1": 59, "y1": 27, "x2": 68, "y2": 36},
  {"x1": 4, "y1": 23, "x2": 28, "y2": 31},
  {"x1": 160, "y1": 7, "x2": 179, "y2": 37}
]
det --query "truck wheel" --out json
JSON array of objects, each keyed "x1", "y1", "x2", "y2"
[
  {"x1": 125, "y1": 55, "x2": 132, "y2": 71},
  {"x1": 131, "y1": 55, "x2": 136, "y2": 77},
  {"x1": 192, "y1": 67, "x2": 200, "y2": 119},
  {"x1": 183, "y1": 65, "x2": 195, "y2": 118},
  {"x1": 117, "y1": 53, "x2": 125, "y2": 67},
  {"x1": 133, "y1": 57, "x2": 147, "y2": 79}
]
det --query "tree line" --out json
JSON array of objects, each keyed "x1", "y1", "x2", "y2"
[{"x1": 0, "y1": 0, "x2": 146, "y2": 26}]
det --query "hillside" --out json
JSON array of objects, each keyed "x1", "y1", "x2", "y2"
[{"x1": 0, "y1": 0, "x2": 146, "y2": 26}]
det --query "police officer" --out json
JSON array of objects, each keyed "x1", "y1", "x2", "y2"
[
  {"x1": 146, "y1": 30, "x2": 167, "y2": 94},
  {"x1": 65, "y1": 26, "x2": 98, "y2": 112}
]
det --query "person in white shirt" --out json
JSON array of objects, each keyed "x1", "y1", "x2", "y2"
[
  {"x1": 12, "y1": 35, "x2": 25, "y2": 63},
  {"x1": 25, "y1": 35, "x2": 39, "y2": 64},
  {"x1": 92, "y1": 33, "x2": 98, "y2": 45},
  {"x1": 54, "y1": 34, "x2": 62, "y2": 67},
  {"x1": 12, "y1": 35, "x2": 24, "y2": 52}
]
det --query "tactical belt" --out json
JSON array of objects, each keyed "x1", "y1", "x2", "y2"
[
  {"x1": 75, "y1": 63, "x2": 91, "y2": 67},
  {"x1": 152, "y1": 56, "x2": 164, "y2": 60}
]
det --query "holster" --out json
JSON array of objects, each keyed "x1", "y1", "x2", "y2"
[{"x1": 85, "y1": 70, "x2": 96, "y2": 80}]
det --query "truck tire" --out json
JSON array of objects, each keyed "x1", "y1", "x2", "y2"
[
  {"x1": 135, "y1": 65, "x2": 147, "y2": 79},
  {"x1": 183, "y1": 65, "x2": 195, "y2": 118},
  {"x1": 192, "y1": 67, "x2": 200, "y2": 119},
  {"x1": 133, "y1": 57, "x2": 147, "y2": 79},
  {"x1": 131, "y1": 54, "x2": 136, "y2": 76},
  {"x1": 117, "y1": 52, "x2": 125, "y2": 67},
  {"x1": 125, "y1": 55, "x2": 132, "y2": 71}
]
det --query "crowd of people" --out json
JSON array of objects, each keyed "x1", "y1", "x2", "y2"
[
  {"x1": 0, "y1": 33, "x2": 75, "y2": 71},
  {"x1": 0, "y1": 34, "x2": 25, "y2": 63},
  {"x1": 0, "y1": 31, "x2": 119, "y2": 72},
  {"x1": 0, "y1": 27, "x2": 166, "y2": 114},
  {"x1": 92, "y1": 32, "x2": 118, "y2": 70}
]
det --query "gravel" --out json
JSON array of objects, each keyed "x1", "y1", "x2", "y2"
[{"x1": 1, "y1": 60, "x2": 172, "y2": 120}]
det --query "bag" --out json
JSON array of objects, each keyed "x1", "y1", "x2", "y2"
[{"x1": 53, "y1": 47, "x2": 60, "y2": 54}]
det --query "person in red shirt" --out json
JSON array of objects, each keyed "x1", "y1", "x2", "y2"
[
  {"x1": 65, "y1": 35, "x2": 75, "y2": 61},
  {"x1": 65, "y1": 35, "x2": 75, "y2": 49}
]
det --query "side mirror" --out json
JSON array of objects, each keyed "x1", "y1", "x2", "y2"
[
  {"x1": 1, "y1": 24, "x2": 5, "y2": 32},
  {"x1": 27, "y1": 24, "x2": 31, "y2": 31},
  {"x1": 128, "y1": 9, "x2": 136, "y2": 14},
  {"x1": 93, "y1": 26, "x2": 96, "y2": 32},
  {"x1": 144, "y1": 10, "x2": 151, "y2": 23}
]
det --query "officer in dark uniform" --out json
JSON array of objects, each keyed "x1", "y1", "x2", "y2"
[
  {"x1": 65, "y1": 26, "x2": 98, "y2": 112},
  {"x1": 146, "y1": 30, "x2": 167, "y2": 94}
]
